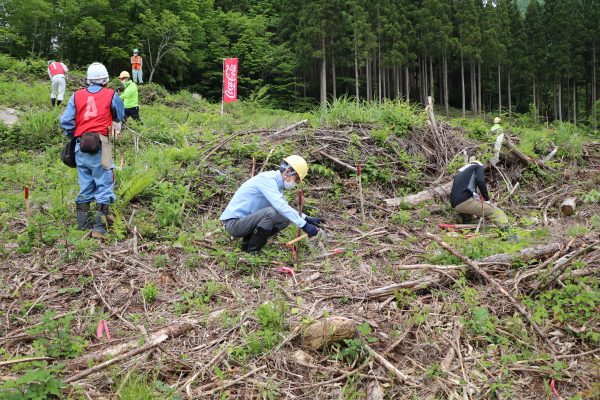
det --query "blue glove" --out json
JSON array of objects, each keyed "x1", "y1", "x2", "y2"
[
  {"x1": 301, "y1": 222, "x2": 319, "y2": 238},
  {"x1": 305, "y1": 216, "x2": 325, "y2": 227}
]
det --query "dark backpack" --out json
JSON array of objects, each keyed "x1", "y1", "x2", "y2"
[{"x1": 61, "y1": 136, "x2": 77, "y2": 168}]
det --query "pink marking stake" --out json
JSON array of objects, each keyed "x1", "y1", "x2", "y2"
[{"x1": 96, "y1": 320, "x2": 111, "y2": 340}]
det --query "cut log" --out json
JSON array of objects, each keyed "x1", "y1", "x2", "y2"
[
  {"x1": 301, "y1": 317, "x2": 356, "y2": 350},
  {"x1": 384, "y1": 180, "x2": 453, "y2": 207},
  {"x1": 480, "y1": 242, "x2": 562, "y2": 265},
  {"x1": 560, "y1": 197, "x2": 577, "y2": 216}
]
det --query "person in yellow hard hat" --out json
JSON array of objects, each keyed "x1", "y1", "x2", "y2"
[
  {"x1": 220, "y1": 155, "x2": 324, "y2": 253},
  {"x1": 118, "y1": 71, "x2": 140, "y2": 122}
]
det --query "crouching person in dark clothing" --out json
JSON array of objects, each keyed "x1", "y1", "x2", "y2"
[{"x1": 450, "y1": 158, "x2": 517, "y2": 241}]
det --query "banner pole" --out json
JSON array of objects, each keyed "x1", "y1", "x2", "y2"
[{"x1": 220, "y1": 58, "x2": 224, "y2": 116}]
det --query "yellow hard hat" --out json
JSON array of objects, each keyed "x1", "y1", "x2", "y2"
[
  {"x1": 494, "y1": 117, "x2": 501, "y2": 124},
  {"x1": 118, "y1": 71, "x2": 130, "y2": 79},
  {"x1": 284, "y1": 155, "x2": 309, "y2": 181}
]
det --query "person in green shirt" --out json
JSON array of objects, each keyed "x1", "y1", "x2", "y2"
[{"x1": 118, "y1": 71, "x2": 141, "y2": 122}]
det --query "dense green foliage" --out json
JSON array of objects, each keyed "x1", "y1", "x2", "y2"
[{"x1": 0, "y1": 0, "x2": 598, "y2": 121}]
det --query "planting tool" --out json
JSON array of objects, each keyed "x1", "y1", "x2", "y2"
[
  {"x1": 286, "y1": 233, "x2": 308, "y2": 247},
  {"x1": 438, "y1": 223, "x2": 478, "y2": 231}
]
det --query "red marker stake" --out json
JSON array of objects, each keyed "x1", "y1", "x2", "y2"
[
  {"x1": 24, "y1": 186, "x2": 31, "y2": 218},
  {"x1": 357, "y1": 164, "x2": 365, "y2": 222}
]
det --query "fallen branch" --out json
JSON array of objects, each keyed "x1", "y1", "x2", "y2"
[
  {"x1": 271, "y1": 119, "x2": 309, "y2": 137},
  {"x1": 384, "y1": 180, "x2": 453, "y2": 207},
  {"x1": 367, "y1": 276, "x2": 444, "y2": 299},
  {"x1": 64, "y1": 334, "x2": 167, "y2": 384},
  {"x1": 422, "y1": 232, "x2": 552, "y2": 349},
  {"x1": 196, "y1": 365, "x2": 267, "y2": 396},
  {"x1": 0, "y1": 357, "x2": 52, "y2": 367},
  {"x1": 318, "y1": 150, "x2": 358, "y2": 172},
  {"x1": 70, "y1": 321, "x2": 194, "y2": 367},
  {"x1": 504, "y1": 135, "x2": 548, "y2": 169},
  {"x1": 363, "y1": 344, "x2": 415, "y2": 385}
]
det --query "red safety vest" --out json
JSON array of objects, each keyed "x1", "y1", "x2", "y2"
[
  {"x1": 74, "y1": 88, "x2": 115, "y2": 138},
  {"x1": 131, "y1": 55, "x2": 142, "y2": 70},
  {"x1": 49, "y1": 62, "x2": 65, "y2": 76}
]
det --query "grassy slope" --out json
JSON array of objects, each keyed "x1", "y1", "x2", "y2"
[{"x1": 0, "y1": 61, "x2": 599, "y2": 399}]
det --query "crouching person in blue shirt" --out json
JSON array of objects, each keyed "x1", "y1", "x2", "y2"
[
  {"x1": 220, "y1": 155, "x2": 325, "y2": 253},
  {"x1": 60, "y1": 62, "x2": 125, "y2": 239}
]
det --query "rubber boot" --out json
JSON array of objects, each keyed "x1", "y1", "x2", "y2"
[
  {"x1": 240, "y1": 234, "x2": 252, "y2": 251},
  {"x1": 76, "y1": 202, "x2": 92, "y2": 230},
  {"x1": 56, "y1": 100, "x2": 62, "y2": 106},
  {"x1": 92, "y1": 204, "x2": 110, "y2": 239},
  {"x1": 246, "y1": 227, "x2": 270, "y2": 254},
  {"x1": 51, "y1": 98, "x2": 56, "y2": 107}
]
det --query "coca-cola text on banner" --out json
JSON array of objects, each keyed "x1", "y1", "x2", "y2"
[{"x1": 223, "y1": 58, "x2": 238, "y2": 103}]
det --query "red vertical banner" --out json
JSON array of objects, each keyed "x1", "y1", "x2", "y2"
[{"x1": 223, "y1": 58, "x2": 238, "y2": 103}]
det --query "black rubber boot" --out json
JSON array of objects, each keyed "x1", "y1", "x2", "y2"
[
  {"x1": 92, "y1": 204, "x2": 110, "y2": 239},
  {"x1": 240, "y1": 234, "x2": 252, "y2": 251},
  {"x1": 51, "y1": 98, "x2": 56, "y2": 107},
  {"x1": 246, "y1": 227, "x2": 270, "y2": 254},
  {"x1": 76, "y1": 202, "x2": 92, "y2": 230},
  {"x1": 56, "y1": 100, "x2": 62, "y2": 106}
]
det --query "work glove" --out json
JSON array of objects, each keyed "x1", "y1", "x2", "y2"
[
  {"x1": 301, "y1": 222, "x2": 319, "y2": 238},
  {"x1": 304, "y1": 216, "x2": 325, "y2": 227}
]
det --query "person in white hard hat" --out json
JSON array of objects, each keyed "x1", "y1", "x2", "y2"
[
  {"x1": 220, "y1": 155, "x2": 324, "y2": 253},
  {"x1": 60, "y1": 62, "x2": 125, "y2": 239},
  {"x1": 47, "y1": 60, "x2": 69, "y2": 107}
]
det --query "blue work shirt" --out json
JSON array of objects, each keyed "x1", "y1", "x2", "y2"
[
  {"x1": 60, "y1": 84, "x2": 125, "y2": 137},
  {"x1": 220, "y1": 170, "x2": 306, "y2": 228}
]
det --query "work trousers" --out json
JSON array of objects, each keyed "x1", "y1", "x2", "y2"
[
  {"x1": 223, "y1": 207, "x2": 290, "y2": 238},
  {"x1": 74, "y1": 139, "x2": 116, "y2": 205},
  {"x1": 453, "y1": 198, "x2": 509, "y2": 226},
  {"x1": 124, "y1": 107, "x2": 141, "y2": 122},
  {"x1": 51, "y1": 75, "x2": 66, "y2": 101},
  {"x1": 132, "y1": 69, "x2": 143, "y2": 84}
]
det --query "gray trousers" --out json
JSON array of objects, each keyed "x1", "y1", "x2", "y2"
[{"x1": 223, "y1": 207, "x2": 290, "y2": 238}]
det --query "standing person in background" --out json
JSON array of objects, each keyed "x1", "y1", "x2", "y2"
[
  {"x1": 130, "y1": 49, "x2": 143, "y2": 84},
  {"x1": 48, "y1": 60, "x2": 68, "y2": 107},
  {"x1": 60, "y1": 62, "x2": 125, "y2": 239},
  {"x1": 490, "y1": 117, "x2": 504, "y2": 166},
  {"x1": 118, "y1": 71, "x2": 141, "y2": 122}
]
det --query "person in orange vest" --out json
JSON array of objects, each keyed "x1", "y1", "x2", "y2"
[
  {"x1": 130, "y1": 49, "x2": 143, "y2": 84},
  {"x1": 48, "y1": 60, "x2": 69, "y2": 107},
  {"x1": 59, "y1": 62, "x2": 125, "y2": 239}
]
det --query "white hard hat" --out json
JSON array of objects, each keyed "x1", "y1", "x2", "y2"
[
  {"x1": 494, "y1": 117, "x2": 501, "y2": 124},
  {"x1": 86, "y1": 62, "x2": 109, "y2": 81}
]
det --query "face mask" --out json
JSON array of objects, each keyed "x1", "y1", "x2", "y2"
[
  {"x1": 120, "y1": 80, "x2": 127, "y2": 85},
  {"x1": 283, "y1": 179, "x2": 297, "y2": 190}
]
